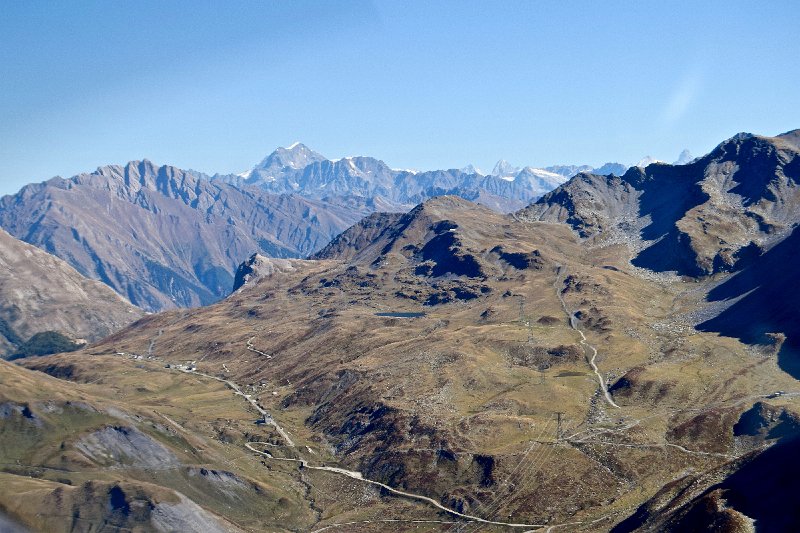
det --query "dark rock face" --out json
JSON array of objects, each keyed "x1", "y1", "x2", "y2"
[
  {"x1": 697, "y1": 225, "x2": 800, "y2": 378},
  {"x1": 615, "y1": 435, "x2": 800, "y2": 533},
  {"x1": 417, "y1": 231, "x2": 484, "y2": 278},
  {"x1": 232, "y1": 254, "x2": 258, "y2": 293},
  {"x1": 0, "y1": 160, "x2": 365, "y2": 311},
  {"x1": 490, "y1": 245, "x2": 544, "y2": 270},
  {"x1": 609, "y1": 367, "x2": 674, "y2": 406},
  {"x1": 733, "y1": 402, "x2": 800, "y2": 442}
]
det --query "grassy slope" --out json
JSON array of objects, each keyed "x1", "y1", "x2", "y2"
[{"x1": 19, "y1": 200, "x2": 797, "y2": 530}]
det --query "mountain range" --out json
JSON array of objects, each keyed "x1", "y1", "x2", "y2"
[
  {"x1": 0, "y1": 147, "x2": 627, "y2": 312},
  {"x1": 2, "y1": 130, "x2": 799, "y2": 531},
  {"x1": 216, "y1": 142, "x2": 629, "y2": 213},
  {"x1": 0, "y1": 160, "x2": 367, "y2": 311}
]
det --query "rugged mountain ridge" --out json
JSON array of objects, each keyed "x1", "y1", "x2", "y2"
[
  {"x1": 0, "y1": 146, "x2": 628, "y2": 312},
  {"x1": 520, "y1": 128, "x2": 800, "y2": 379},
  {"x1": 0, "y1": 160, "x2": 366, "y2": 311},
  {"x1": 219, "y1": 143, "x2": 629, "y2": 213},
  {"x1": 522, "y1": 130, "x2": 800, "y2": 277},
  {"x1": 0, "y1": 227, "x2": 142, "y2": 357}
]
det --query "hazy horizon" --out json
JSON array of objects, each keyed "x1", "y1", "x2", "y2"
[{"x1": 2, "y1": 0, "x2": 798, "y2": 196}]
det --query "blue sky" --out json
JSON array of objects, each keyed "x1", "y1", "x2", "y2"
[{"x1": 1, "y1": 1, "x2": 798, "y2": 196}]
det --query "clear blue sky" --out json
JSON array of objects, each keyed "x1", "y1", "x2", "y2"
[{"x1": 1, "y1": 1, "x2": 798, "y2": 196}]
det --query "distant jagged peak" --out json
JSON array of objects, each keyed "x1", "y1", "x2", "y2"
[
  {"x1": 544, "y1": 164, "x2": 594, "y2": 177},
  {"x1": 492, "y1": 159, "x2": 520, "y2": 178},
  {"x1": 460, "y1": 164, "x2": 484, "y2": 176},
  {"x1": 517, "y1": 166, "x2": 565, "y2": 180},
  {"x1": 322, "y1": 155, "x2": 394, "y2": 177},
  {"x1": 634, "y1": 155, "x2": 666, "y2": 168},
  {"x1": 673, "y1": 149, "x2": 694, "y2": 165},
  {"x1": 93, "y1": 158, "x2": 169, "y2": 176},
  {"x1": 88, "y1": 159, "x2": 194, "y2": 188},
  {"x1": 592, "y1": 162, "x2": 628, "y2": 176}
]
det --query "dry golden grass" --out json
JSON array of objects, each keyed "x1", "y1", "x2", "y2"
[{"x1": 9, "y1": 198, "x2": 800, "y2": 531}]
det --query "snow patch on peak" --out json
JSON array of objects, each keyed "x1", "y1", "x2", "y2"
[
  {"x1": 519, "y1": 166, "x2": 563, "y2": 180},
  {"x1": 673, "y1": 149, "x2": 694, "y2": 165},
  {"x1": 635, "y1": 156, "x2": 665, "y2": 168},
  {"x1": 286, "y1": 141, "x2": 302, "y2": 150}
]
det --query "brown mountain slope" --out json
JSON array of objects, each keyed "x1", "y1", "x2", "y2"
[
  {"x1": 0, "y1": 227, "x2": 141, "y2": 357},
  {"x1": 26, "y1": 195, "x2": 800, "y2": 531},
  {"x1": 312, "y1": 211, "x2": 405, "y2": 261},
  {"x1": 612, "y1": 431, "x2": 800, "y2": 533},
  {"x1": 0, "y1": 160, "x2": 367, "y2": 311},
  {"x1": 0, "y1": 358, "x2": 321, "y2": 532},
  {"x1": 521, "y1": 128, "x2": 800, "y2": 394}
]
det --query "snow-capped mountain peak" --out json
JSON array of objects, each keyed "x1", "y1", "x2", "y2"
[
  {"x1": 215, "y1": 147, "x2": 632, "y2": 213},
  {"x1": 255, "y1": 143, "x2": 327, "y2": 173},
  {"x1": 492, "y1": 159, "x2": 520, "y2": 178},
  {"x1": 460, "y1": 164, "x2": 484, "y2": 176}
]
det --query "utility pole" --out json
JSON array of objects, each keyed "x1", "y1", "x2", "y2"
[
  {"x1": 556, "y1": 412, "x2": 564, "y2": 440},
  {"x1": 516, "y1": 295, "x2": 534, "y2": 344},
  {"x1": 516, "y1": 295, "x2": 525, "y2": 323}
]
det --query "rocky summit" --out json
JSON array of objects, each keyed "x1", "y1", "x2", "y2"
[{"x1": 0, "y1": 160, "x2": 366, "y2": 311}]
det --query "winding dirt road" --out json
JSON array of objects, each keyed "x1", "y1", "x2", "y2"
[
  {"x1": 245, "y1": 442, "x2": 546, "y2": 529},
  {"x1": 179, "y1": 368, "x2": 295, "y2": 447},
  {"x1": 553, "y1": 265, "x2": 620, "y2": 409}
]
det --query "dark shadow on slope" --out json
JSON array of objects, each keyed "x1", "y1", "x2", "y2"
[
  {"x1": 697, "y1": 226, "x2": 800, "y2": 379},
  {"x1": 612, "y1": 435, "x2": 800, "y2": 533},
  {"x1": 626, "y1": 162, "x2": 708, "y2": 275},
  {"x1": 417, "y1": 231, "x2": 484, "y2": 278},
  {"x1": 632, "y1": 229, "x2": 706, "y2": 277},
  {"x1": 684, "y1": 436, "x2": 800, "y2": 532}
]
